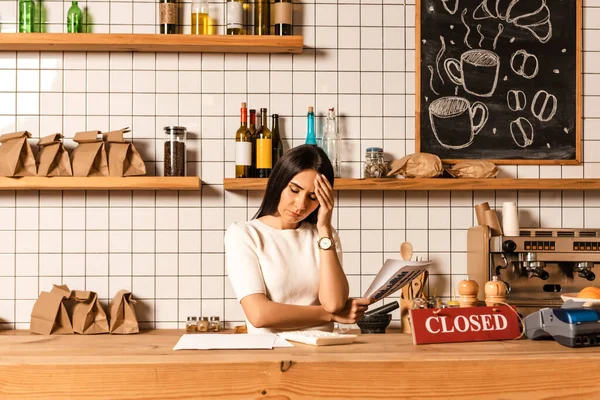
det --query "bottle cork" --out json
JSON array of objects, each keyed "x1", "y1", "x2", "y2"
[
  {"x1": 484, "y1": 276, "x2": 507, "y2": 306},
  {"x1": 458, "y1": 278, "x2": 479, "y2": 307},
  {"x1": 308, "y1": 106, "x2": 314, "y2": 113}
]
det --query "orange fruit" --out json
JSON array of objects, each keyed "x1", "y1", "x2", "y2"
[{"x1": 578, "y1": 287, "x2": 600, "y2": 299}]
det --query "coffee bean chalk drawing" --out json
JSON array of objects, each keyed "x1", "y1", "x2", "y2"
[
  {"x1": 510, "y1": 117, "x2": 534, "y2": 148},
  {"x1": 531, "y1": 90, "x2": 557, "y2": 122},
  {"x1": 507, "y1": 89, "x2": 526, "y2": 112}
]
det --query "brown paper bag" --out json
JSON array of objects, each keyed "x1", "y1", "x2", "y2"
[
  {"x1": 30, "y1": 284, "x2": 74, "y2": 335},
  {"x1": 104, "y1": 128, "x2": 147, "y2": 177},
  {"x1": 69, "y1": 290, "x2": 109, "y2": 334},
  {"x1": 446, "y1": 160, "x2": 498, "y2": 179},
  {"x1": 37, "y1": 133, "x2": 73, "y2": 176},
  {"x1": 387, "y1": 153, "x2": 443, "y2": 178},
  {"x1": 0, "y1": 131, "x2": 37, "y2": 177},
  {"x1": 70, "y1": 131, "x2": 108, "y2": 177},
  {"x1": 109, "y1": 290, "x2": 139, "y2": 334}
]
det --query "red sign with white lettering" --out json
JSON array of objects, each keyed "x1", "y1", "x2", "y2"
[{"x1": 409, "y1": 306, "x2": 521, "y2": 345}]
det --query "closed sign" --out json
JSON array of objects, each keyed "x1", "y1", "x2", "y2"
[{"x1": 410, "y1": 306, "x2": 521, "y2": 345}]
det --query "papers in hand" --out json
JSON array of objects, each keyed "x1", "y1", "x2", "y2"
[
  {"x1": 362, "y1": 259, "x2": 432, "y2": 301},
  {"x1": 173, "y1": 333, "x2": 293, "y2": 351}
]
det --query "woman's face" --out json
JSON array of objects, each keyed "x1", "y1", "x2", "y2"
[{"x1": 276, "y1": 169, "x2": 320, "y2": 228}]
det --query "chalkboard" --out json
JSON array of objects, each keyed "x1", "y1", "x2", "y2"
[{"x1": 416, "y1": 0, "x2": 581, "y2": 164}]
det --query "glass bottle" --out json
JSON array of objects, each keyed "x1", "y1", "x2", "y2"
[
  {"x1": 235, "y1": 102, "x2": 252, "y2": 178},
  {"x1": 364, "y1": 147, "x2": 387, "y2": 178},
  {"x1": 255, "y1": 108, "x2": 272, "y2": 178},
  {"x1": 19, "y1": 0, "x2": 34, "y2": 33},
  {"x1": 271, "y1": 0, "x2": 292, "y2": 36},
  {"x1": 164, "y1": 126, "x2": 187, "y2": 176},
  {"x1": 322, "y1": 108, "x2": 341, "y2": 177},
  {"x1": 248, "y1": 109, "x2": 257, "y2": 177},
  {"x1": 186, "y1": 316, "x2": 198, "y2": 332},
  {"x1": 197, "y1": 316, "x2": 210, "y2": 332},
  {"x1": 159, "y1": 0, "x2": 178, "y2": 34},
  {"x1": 209, "y1": 316, "x2": 221, "y2": 332},
  {"x1": 191, "y1": 0, "x2": 209, "y2": 35},
  {"x1": 254, "y1": 0, "x2": 269, "y2": 35},
  {"x1": 271, "y1": 114, "x2": 283, "y2": 167},
  {"x1": 305, "y1": 106, "x2": 317, "y2": 145},
  {"x1": 226, "y1": 0, "x2": 244, "y2": 35},
  {"x1": 67, "y1": 1, "x2": 83, "y2": 33}
]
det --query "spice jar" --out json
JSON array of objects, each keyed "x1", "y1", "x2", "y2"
[
  {"x1": 186, "y1": 316, "x2": 198, "y2": 332},
  {"x1": 164, "y1": 126, "x2": 187, "y2": 176},
  {"x1": 209, "y1": 316, "x2": 221, "y2": 332},
  {"x1": 364, "y1": 147, "x2": 387, "y2": 178},
  {"x1": 197, "y1": 316, "x2": 209, "y2": 332}
]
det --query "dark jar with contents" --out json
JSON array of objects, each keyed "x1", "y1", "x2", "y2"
[
  {"x1": 159, "y1": 0, "x2": 178, "y2": 34},
  {"x1": 164, "y1": 126, "x2": 187, "y2": 176}
]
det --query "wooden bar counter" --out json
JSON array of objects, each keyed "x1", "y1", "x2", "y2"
[{"x1": 1, "y1": 329, "x2": 600, "y2": 399}]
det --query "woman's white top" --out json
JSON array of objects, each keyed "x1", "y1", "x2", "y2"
[{"x1": 224, "y1": 219, "x2": 343, "y2": 334}]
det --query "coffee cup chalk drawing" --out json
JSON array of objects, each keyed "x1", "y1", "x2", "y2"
[{"x1": 417, "y1": 0, "x2": 581, "y2": 164}]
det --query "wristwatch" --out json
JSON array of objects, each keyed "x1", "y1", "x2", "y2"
[{"x1": 317, "y1": 237, "x2": 334, "y2": 250}]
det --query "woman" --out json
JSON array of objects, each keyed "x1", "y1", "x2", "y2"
[{"x1": 225, "y1": 145, "x2": 371, "y2": 333}]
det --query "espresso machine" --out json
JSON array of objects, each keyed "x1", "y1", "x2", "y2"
[{"x1": 468, "y1": 226, "x2": 598, "y2": 316}]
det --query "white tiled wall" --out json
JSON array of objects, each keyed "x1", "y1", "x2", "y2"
[{"x1": 0, "y1": 0, "x2": 599, "y2": 329}]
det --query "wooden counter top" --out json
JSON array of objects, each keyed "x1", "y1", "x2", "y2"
[{"x1": 1, "y1": 329, "x2": 599, "y2": 399}]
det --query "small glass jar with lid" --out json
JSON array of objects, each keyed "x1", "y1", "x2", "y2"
[
  {"x1": 186, "y1": 316, "x2": 198, "y2": 332},
  {"x1": 209, "y1": 316, "x2": 221, "y2": 332},
  {"x1": 197, "y1": 316, "x2": 209, "y2": 332},
  {"x1": 164, "y1": 126, "x2": 187, "y2": 176},
  {"x1": 364, "y1": 147, "x2": 387, "y2": 178}
]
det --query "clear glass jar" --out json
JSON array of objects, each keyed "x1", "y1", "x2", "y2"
[
  {"x1": 164, "y1": 126, "x2": 187, "y2": 176},
  {"x1": 209, "y1": 316, "x2": 221, "y2": 332},
  {"x1": 197, "y1": 316, "x2": 209, "y2": 332},
  {"x1": 186, "y1": 316, "x2": 198, "y2": 333},
  {"x1": 364, "y1": 147, "x2": 387, "y2": 178}
]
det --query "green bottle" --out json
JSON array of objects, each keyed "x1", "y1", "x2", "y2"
[
  {"x1": 67, "y1": 1, "x2": 83, "y2": 33},
  {"x1": 19, "y1": 0, "x2": 34, "y2": 33}
]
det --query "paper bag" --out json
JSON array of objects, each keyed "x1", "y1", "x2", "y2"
[
  {"x1": 0, "y1": 131, "x2": 37, "y2": 177},
  {"x1": 37, "y1": 133, "x2": 73, "y2": 176},
  {"x1": 104, "y1": 128, "x2": 147, "y2": 177},
  {"x1": 387, "y1": 153, "x2": 443, "y2": 178},
  {"x1": 109, "y1": 290, "x2": 139, "y2": 334},
  {"x1": 30, "y1": 284, "x2": 74, "y2": 335},
  {"x1": 446, "y1": 160, "x2": 498, "y2": 179},
  {"x1": 69, "y1": 290, "x2": 109, "y2": 334},
  {"x1": 70, "y1": 130, "x2": 108, "y2": 177}
]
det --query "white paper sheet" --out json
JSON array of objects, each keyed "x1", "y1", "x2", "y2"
[
  {"x1": 173, "y1": 334, "x2": 292, "y2": 350},
  {"x1": 362, "y1": 259, "x2": 432, "y2": 301}
]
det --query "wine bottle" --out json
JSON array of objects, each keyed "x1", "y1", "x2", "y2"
[
  {"x1": 305, "y1": 106, "x2": 317, "y2": 145},
  {"x1": 255, "y1": 108, "x2": 272, "y2": 178},
  {"x1": 235, "y1": 103, "x2": 252, "y2": 178},
  {"x1": 191, "y1": 0, "x2": 209, "y2": 35},
  {"x1": 254, "y1": 0, "x2": 269, "y2": 35},
  {"x1": 249, "y1": 109, "x2": 257, "y2": 177},
  {"x1": 322, "y1": 108, "x2": 341, "y2": 177},
  {"x1": 19, "y1": 0, "x2": 34, "y2": 33},
  {"x1": 159, "y1": 0, "x2": 178, "y2": 34},
  {"x1": 67, "y1": 1, "x2": 83, "y2": 33},
  {"x1": 272, "y1": 0, "x2": 292, "y2": 36},
  {"x1": 226, "y1": 0, "x2": 244, "y2": 35},
  {"x1": 271, "y1": 114, "x2": 284, "y2": 167}
]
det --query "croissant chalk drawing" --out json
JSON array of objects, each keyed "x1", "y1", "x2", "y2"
[{"x1": 473, "y1": 0, "x2": 552, "y2": 43}]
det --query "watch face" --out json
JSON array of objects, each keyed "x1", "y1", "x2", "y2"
[{"x1": 319, "y1": 237, "x2": 332, "y2": 249}]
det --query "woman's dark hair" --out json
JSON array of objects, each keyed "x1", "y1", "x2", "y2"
[{"x1": 253, "y1": 144, "x2": 334, "y2": 225}]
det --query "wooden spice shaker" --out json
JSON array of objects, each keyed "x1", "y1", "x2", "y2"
[
  {"x1": 458, "y1": 278, "x2": 479, "y2": 307},
  {"x1": 484, "y1": 276, "x2": 506, "y2": 306}
]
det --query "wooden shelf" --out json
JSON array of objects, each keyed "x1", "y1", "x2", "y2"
[
  {"x1": 224, "y1": 178, "x2": 600, "y2": 191},
  {"x1": 0, "y1": 176, "x2": 200, "y2": 191},
  {"x1": 0, "y1": 33, "x2": 303, "y2": 53}
]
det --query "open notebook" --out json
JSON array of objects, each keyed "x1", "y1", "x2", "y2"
[{"x1": 363, "y1": 259, "x2": 432, "y2": 301}]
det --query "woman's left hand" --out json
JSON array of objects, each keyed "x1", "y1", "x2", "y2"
[{"x1": 314, "y1": 174, "x2": 334, "y2": 232}]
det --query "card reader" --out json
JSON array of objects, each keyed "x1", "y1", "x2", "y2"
[{"x1": 524, "y1": 308, "x2": 600, "y2": 348}]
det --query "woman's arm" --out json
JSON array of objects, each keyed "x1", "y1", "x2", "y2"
[
  {"x1": 241, "y1": 293, "x2": 370, "y2": 330},
  {"x1": 241, "y1": 293, "x2": 331, "y2": 329},
  {"x1": 315, "y1": 174, "x2": 349, "y2": 313}
]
